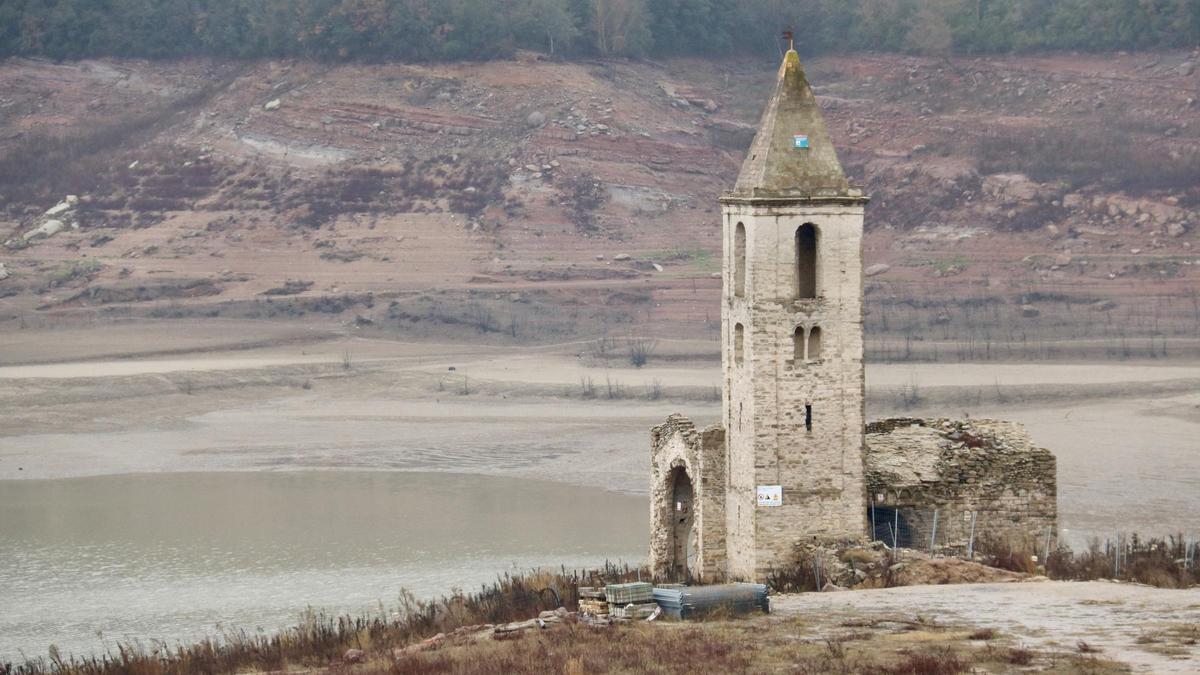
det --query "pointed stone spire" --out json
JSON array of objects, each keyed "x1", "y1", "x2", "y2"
[{"x1": 727, "y1": 49, "x2": 854, "y2": 200}]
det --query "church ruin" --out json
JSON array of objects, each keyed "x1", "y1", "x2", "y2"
[{"x1": 649, "y1": 47, "x2": 1057, "y2": 582}]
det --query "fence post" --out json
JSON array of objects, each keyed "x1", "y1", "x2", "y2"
[
  {"x1": 870, "y1": 501, "x2": 877, "y2": 543},
  {"x1": 967, "y1": 511, "x2": 977, "y2": 560},
  {"x1": 893, "y1": 509, "x2": 900, "y2": 549},
  {"x1": 1114, "y1": 532, "x2": 1121, "y2": 578},
  {"x1": 1043, "y1": 525, "x2": 1052, "y2": 566},
  {"x1": 929, "y1": 509, "x2": 939, "y2": 557}
]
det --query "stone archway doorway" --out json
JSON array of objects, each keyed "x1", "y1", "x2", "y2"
[{"x1": 668, "y1": 466, "x2": 695, "y2": 580}]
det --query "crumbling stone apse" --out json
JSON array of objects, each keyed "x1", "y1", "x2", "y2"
[
  {"x1": 865, "y1": 418, "x2": 1058, "y2": 555},
  {"x1": 649, "y1": 415, "x2": 726, "y2": 580}
]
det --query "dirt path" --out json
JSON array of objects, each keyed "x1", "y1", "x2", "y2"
[{"x1": 773, "y1": 581, "x2": 1200, "y2": 673}]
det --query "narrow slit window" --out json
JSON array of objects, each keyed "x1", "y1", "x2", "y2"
[
  {"x1": 734, "y1": 323, "x2": 745, "y2": 366},
  {"x1": 793, "y1": 326, "x2": 805, "y2": 361},
  {"x1": 734, "y1": 222, "x2": 747, "y2": 298},
  {"x1": 805, "y1": 404, "x2": 813, "y2": 432},
  {"x1": 796, "y1": 223, "x2": 817, "y2": 299},
  {"x1": 808, "y1": 326, "x2": 822, "y2": 360}
]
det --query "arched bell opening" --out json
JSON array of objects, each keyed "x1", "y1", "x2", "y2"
[
  {"x1": 734, "y1": 222, "x2": 747, "y2": 298},
  {"x1": 796, "y1": 223, "x2": 818, "y2": 299}
]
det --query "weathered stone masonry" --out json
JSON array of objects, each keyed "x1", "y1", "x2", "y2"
[
  {"x1": 865, "y1": 418, "x2": 1058, "y2": 554},
  {"x1": 649, "y1": 415, "x2": 725, "y2": 579}
]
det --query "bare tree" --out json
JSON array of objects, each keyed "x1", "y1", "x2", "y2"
[
  {"x1": 628, "y1": 335, "x2": 657, "y2": 368},
  {"x1": 590, "y1": 0, "x2": 650, "y2": 56},
  {"x1": 515, "y1": 0, "x2": 579, "y2": 56}
]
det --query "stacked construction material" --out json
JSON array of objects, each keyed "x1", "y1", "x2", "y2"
[
  {"x1": 577, "y1": 586, "x2": 609, "y2": 616},
  {"x1": 604, "y1": 582, "x2": 657, "y2": 619},
  {"x1": 651, "y1": 583, "x2": 770, "y2": 620}
]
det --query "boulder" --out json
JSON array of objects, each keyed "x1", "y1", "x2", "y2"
[
  {"x1": 23, "y1": 219, "x2": 64, "y2": 241},
  {"x1": 1108, "y1": 196, "x2": 1142, "y2": 218},
  {"x1": 1020, "y1": 305, "x2": 1040, "y2": 318},
  {"x1": 613, "y1": 253, "x2": 632, "y2": 261},
  {"x1": 864, "y1": 263, "x2": 891, "y2": 277},
  {"x1": 983, "y1": 173, "x2": 1042, "y2": 203},
  {"x1": 1166, "y1": 223, "x2": 1188, "y2": 238},
  {"x1": 0, "y1": 262, "x2": 8, "y2": 281},
  {"x1": 1180, "y1": 62, "x2": 1195, "y2": 77},
  {"x1": 400, "y1": 633, "x2": 446, "y2": 654},
  {"x1": 525, "y1": 111, "x2": 547, "y2": 128},
  {"x1": 45, "y1": 200, "x2": 73, "y2": 217},
  {"x1": 263, "y1": 99, "x2": 281, "y2": 111}
]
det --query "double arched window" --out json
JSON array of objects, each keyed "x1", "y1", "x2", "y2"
[{"x1": 792, "y1": 325, "x2": 823, "y2": 362}]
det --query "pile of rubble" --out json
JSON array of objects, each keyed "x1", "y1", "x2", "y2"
[
  {"x1": 784, "y1": 539, "x2": 1029, "y2": 592},
  {"x1": 5, "y1": 195, "x2": 79, "y2": 250}
]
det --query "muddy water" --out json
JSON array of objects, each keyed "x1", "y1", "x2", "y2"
[{"x1": 0, "y1": 472, "x2": 647, "y2": 662}]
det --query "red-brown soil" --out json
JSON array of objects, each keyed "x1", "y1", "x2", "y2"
[{"x1": 1, "y1": 51, "x2": 1198, "y2": 357}]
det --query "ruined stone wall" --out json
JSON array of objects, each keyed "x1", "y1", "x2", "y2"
[
  {"x1": 865, "y1": 418, "x2": 1058, "y2": 554},
  {"x1": 721, "y1": 200, "x2": 868, "y2": 579},
  {"x1": 648, "y1": 414, "x2": 727, "y2": 580}
]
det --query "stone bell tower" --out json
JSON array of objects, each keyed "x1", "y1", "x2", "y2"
[{"x1": 719, "y1": 46, "x2": 869, "y2": 579}]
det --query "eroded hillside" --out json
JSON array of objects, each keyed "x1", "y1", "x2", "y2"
[{"x1": 2, "y1": 51, "x2": 1198, "y2": 359}]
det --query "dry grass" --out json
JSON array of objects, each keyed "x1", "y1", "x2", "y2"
[
  {"x1": 973, "y1": 533, "x2": 1199, "y2": 589},
  {"x1": 1046, "y1": 536, "x2": 1200, "y2": 588},
  {"x1": 383, "y1": 618, "x2": 1121, "y2": 675}
]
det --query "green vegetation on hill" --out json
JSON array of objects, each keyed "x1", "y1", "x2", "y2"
[{"x1": 0, "y1": 0, "x2": 1197, "y2": 62}]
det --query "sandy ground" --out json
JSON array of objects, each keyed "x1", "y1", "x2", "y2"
[{"x1": 774, "y1": 581, "x2": 1200, "y2": 673}]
